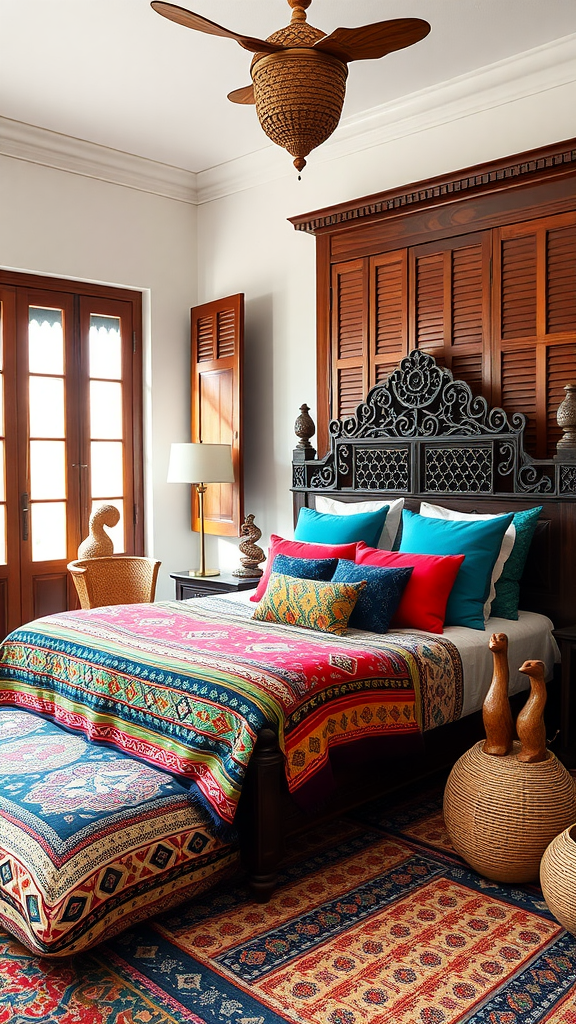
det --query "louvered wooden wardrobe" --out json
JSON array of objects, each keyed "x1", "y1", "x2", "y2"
[{"x1": 290, "y1": 139, "x2": 576, "y2": 459}]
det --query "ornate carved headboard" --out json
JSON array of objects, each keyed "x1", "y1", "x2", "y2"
[{"x1": 292, "y1": 350, "x2": 576, "y2": 627}]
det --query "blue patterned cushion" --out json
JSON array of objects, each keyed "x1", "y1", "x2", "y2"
[
  {"x1": 252, "y1": 572, "x2": 365, "y2": 635},
  {"x1": 0, "y1": 708, "x2": 238, "y2": 956},
  {"x1": 271, "y1": 553, "x2": 337, "y2": 582},
  {"x1": 491, "y1": 506, "x2": 542, "y2": 620},
  {"x1": 331, "y1": 559, "x2": 413, "y2": 633}
]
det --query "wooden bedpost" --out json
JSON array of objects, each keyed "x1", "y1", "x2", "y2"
[{"x1": 241, "y1": 727, "x2": 285, "y2": 902}]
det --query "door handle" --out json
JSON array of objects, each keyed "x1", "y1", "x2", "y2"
[{"x1": 21, "y1": 493, "x2": 29, "y2": 542}]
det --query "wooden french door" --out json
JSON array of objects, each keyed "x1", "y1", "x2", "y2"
[{"x1": 0, "y1": 273, "x2": 143, "y2": 635}]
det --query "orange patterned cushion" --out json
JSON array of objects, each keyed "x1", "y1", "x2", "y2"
[{"x1": 252, "y1": 572, "x2": 365, "y2": 636}]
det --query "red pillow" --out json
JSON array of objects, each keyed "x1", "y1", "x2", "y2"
[
  {"x1": 251, "y1": 535, "x2": 358, "y2": 602},
  {"x1": 355, "y1": 542, "x2": 465, "y2": 633}
]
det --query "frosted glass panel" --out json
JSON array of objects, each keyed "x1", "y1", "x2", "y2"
[
  {"x1": 90, "y1": 316, "x2": 121, "y2": 380},
  {"x1": 91, "y1": 441, "x2": 123, "y2": 496},
  {"x1": 0, "y1": 441, "x2": 4, "y2": 502},
  {"x1": 29, "y1": 308, "x2": 64, "y2": 375},
  {"x1": 30, "y1": 441, "x2": 66, "y2": 499},
  {"x1": 90, "y1": 381, "x2": 122, "y2": 439},
  {"x1": 0, "y1": 505, "x2": 5, "y2": 564},
  {"x1": 29, "y1": 377, "x2": 65, "y2": 437},
  {"x1": 31, "y1": 502, "x2": 67, "y2": 561},
  {"x1": 91, "y1": 499, "x2": 125, "y2": 553}
]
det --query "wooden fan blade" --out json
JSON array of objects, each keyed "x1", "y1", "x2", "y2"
[
  {"x1": 228, "y1": 85, "x2": 256, "y2": 105},
  {"x1": 151, "y1": 2, "x2": 282, "y2": 54},
  {"x1": 315, "y1": 18, "x2": 430, "y2": 63}
]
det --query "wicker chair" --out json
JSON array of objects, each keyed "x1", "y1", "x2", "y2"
[{"x1": 67, "y1": 556, "x2": 161, "y2": 609}]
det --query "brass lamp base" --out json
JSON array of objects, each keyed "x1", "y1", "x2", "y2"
[{"x1": 188, "y1": 569, "x2": 220, "y2": 578}]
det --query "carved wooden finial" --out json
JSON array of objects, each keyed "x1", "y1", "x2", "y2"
[
  {"x1": 232, "y1": 514, "x2": 266, "y2": 578},
  {"x1": 483, "y1": 632, "x2": 514, "y2": 756},
  {"x1": 517, "y1": 659, "x2": 548, "y2": 763},
  {"x1": 555, "y1": 383, "x2": 576, "y2": 461},
  {"x1": 288, "y1": 0, "x2": 311, "y2": 22},
  {"x1": 294, "y1": 403, "x2": 315, "y2": 450}
]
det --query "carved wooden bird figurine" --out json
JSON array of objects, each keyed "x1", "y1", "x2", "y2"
[
  {"x1": 517, "y1": 659, "x2": 548, "y2": 763},
  {"x1": 483, "y1": 632, "x2": 514, "y2": 756}
]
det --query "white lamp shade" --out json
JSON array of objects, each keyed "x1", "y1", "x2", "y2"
[{"x1": 167, "y1": 442, "x2": 234, "y2": 485}]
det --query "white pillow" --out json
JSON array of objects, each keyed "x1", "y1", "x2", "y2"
[
  {"x1": 419, "y1": 501, "x2": 516, "y2": 621},
  {"x1": 314, "y1": 496, "x2": 404, "y2": 551}
]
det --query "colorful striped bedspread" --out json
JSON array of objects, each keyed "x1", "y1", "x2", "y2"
[{"x1": 0, "y1": 599, "x2": 463, "y2": 826}]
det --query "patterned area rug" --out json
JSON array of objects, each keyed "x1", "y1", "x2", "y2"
[{"x1": 2, "y1": 783, "x2": 575, "y2": 1023}]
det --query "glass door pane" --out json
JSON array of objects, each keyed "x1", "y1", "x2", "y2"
[
  {"x1": 28, "y1": 307, "x2": 67, "y2": 562},
  {"x1": 0, "y1": 304, "x2": 5, "y2": 565},
  {"x1": 88, "y1": 314, "x2": 126, "y2": 552}
]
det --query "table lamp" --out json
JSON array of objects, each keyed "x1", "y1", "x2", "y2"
[{"x1": 167, "y1": 442, "x2": 235, "y2": 577}]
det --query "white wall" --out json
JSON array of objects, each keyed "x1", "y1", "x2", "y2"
[
  {"x1": 198, "y1": 76, "x2": 576, "y2": 569},
  {"x1": 0, "y1": 154, "x2": 197, "y2": 598}
]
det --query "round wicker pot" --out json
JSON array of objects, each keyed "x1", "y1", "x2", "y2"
[
  {"x1": 252, "y1": 49, "x2": 348, "y2": 169},
  {"x1": 540, "y1": 824, "x2": 576, "y2": 933},
  {"x1": 443, "y1": 741, "x2": 576, "y2": 883}
]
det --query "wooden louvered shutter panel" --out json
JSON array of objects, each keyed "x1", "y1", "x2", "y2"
[
  {"x1": 370, "y1": 250, "x2": 408, "y2": 387},
  {"x1": 413, "y1": 251, "x2": 445, "y2": 355},
  {"x1": 331, "y1": 259, "x2": 368, "y2": 421},
  {"x1": 494, "y1": 213, "x2": 576, "y2": 457},
  {"x1": 410, "y1": 232, "x2": 490, "y2": 398},
  {"x1": 191, "y1": 294, "x2": 243, "y2": 536}
]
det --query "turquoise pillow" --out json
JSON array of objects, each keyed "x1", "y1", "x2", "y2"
[
  {"x1": 491, "y1": 506, "x2": 542, "y2": 620},
  {"x1": 295, "y1": 505, "x2": 389, "y2": 549},
  {"x1": 399, "y1": 510, "x2": 514, "y2": 630}
]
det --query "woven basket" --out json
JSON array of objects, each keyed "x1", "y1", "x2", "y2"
[
  {"x1": 252, "y1": 49, "x2": 348, "y2": 169},
  {"x1": 443, "y1": 741, "x2": 576, "y2": 883},
  {"x1": 540, "y1": 825, "x2": 576, "y2": 934}
]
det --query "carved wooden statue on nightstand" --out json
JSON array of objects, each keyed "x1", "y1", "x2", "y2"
[
  {"x1": 444, "y1": 632, "x2": 576, "y2": 883},
  {"x1": 233, "y1": 514, "x2": 266, "y2": 578}
]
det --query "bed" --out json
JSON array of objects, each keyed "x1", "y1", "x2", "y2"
[{"x1": 0, "y1": 349, "x2": 573, "y2": 923}]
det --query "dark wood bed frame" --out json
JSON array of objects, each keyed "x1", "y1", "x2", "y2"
[{"x1": 241, "y1": 350, "x2": 576, "y2": 899}]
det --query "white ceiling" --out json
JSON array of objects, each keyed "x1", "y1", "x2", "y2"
[{"x1": 2, "y1": 0, "x2": 576, "y2": 174}]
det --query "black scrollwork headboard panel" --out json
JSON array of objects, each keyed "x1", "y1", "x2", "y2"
[{"x1": 292, "y1": 350, "x2": 576, "y2": 627}]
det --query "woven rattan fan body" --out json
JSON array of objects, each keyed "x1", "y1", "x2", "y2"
[{"x1": 151, "y1": 0, "x2": 430, "y2": 172}]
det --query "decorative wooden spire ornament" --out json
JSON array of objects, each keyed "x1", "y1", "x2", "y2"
[
  {"x1": 554, "y1": 383, "x2": 576, "y2": 461},
  {"x1": 294, "y1": 403, "x2": 316, "y2": 453},
  {"x1": 483, "y1": 632, "x2": 514, "y2": 756}
]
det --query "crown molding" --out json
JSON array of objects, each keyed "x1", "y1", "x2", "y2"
[
  {"x1": 0, "y1": 116, "x2": 198, "y2": 204},
  {"x1": 197, "y1": 31, "x2": 576, "y2": 205},
  {"x1": 2, "y1": 32, "x2": 575, "y2": 207},
  {"x1": 289, "y1": 138, "x2": 576, "y2": 234}
]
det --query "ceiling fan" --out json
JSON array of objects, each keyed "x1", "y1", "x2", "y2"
[{"x1": 151, "y1": 0, "x2": 430, "y2": 174}]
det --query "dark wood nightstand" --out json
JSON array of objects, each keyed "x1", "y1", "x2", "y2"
[
  {"x1": 170, "y1": 571, "x2": 260, "y2": 601},
  {"x1": 552, "y1": 624, "x2": 576, "y2": 768}
]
